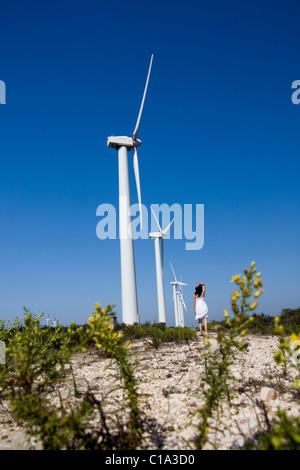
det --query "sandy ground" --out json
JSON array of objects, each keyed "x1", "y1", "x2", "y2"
[{"x1": 0, "y1": 332, "x2": 299, "y2": 450}]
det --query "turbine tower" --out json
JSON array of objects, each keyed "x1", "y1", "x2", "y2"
[
  {"x1": 107, "y1": 55, "x2": 153, "y2": 324},
  {"x1": 177, "y1": 285, "x2": 187, "y2": 327},
  {"x1": 149, "y1": 206, "x2": 174, "y2": 324},
  {"x1": 170, "y1": 263, "x2": 187, "y2": 327}
]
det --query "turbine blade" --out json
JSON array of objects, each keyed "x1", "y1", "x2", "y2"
[
  {"x1": 162, "y1": 217, "x2": 174, "y2": 236},
  {"x1": 133, "y1": 146, "x2": 142, "y2": 230},
  {"x1": 133, "y1": 54, "x2": 153, "y2": 141},
  {"x1": 151, "y1": 205, "x2": 162, "y2": 232},
  {"x1": 178, "y1": 281, "x2": 188, "y2": 286},
  {"x1": 161, "y1": 237, "x2": 164, "y2": 271},
  {"x1": 170, "y1": 262, "x2": 177, "y2": 282}
]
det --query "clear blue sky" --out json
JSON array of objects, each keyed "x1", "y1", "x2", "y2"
[{"x1": 0, "y1": 0, "x2": 299, "y2": 326}]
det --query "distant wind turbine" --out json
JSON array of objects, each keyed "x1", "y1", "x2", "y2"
[
  {"x1": 149, "y1": 206, "x2": 174, "y2": 324},
  {"x1": 107, "y1": 55, "x2": 153, "y2": 324},
  {"x1": 177, "y1": 283, "x2": 187, "y2": 327},
  {"x1": 170, "y1": 263, "x2": 187, "y2": 327}
]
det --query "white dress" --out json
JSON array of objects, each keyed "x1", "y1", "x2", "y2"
[{"x1": 195, "y1": 296, "x2": 208, "y2": 320}]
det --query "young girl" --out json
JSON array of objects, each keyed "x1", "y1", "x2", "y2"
[{"x1": 194, "y1": 283, "x2": 208, "y2": 334}]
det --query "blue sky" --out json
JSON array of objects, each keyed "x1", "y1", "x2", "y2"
[{"x1": 0, "y1": 0, "x2": 299, "y2": 326}]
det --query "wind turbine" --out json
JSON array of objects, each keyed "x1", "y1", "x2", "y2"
[
  {"x1": 149, "y1": 206, "x2": 174, "y2": 324},
  {"x1": 107, "y1": 55, "x2": 153, "y2": 324},
  {"x1": 177, "y1": 283, "x2": 187, "y2": 327},
  {"x1": 170, "y1": 263, "x2": 187, "y2": 327}
]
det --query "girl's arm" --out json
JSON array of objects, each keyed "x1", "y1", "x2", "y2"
[
  {"x1": 193, "y1": 294, "x2": 196, "y2": 313},
  {"x1": 201, "y1": 283, "x2": 206, "y2": 297}
]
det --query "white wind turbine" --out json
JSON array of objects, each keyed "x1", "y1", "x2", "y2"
[
  {"x1": 170, "y1": 263, "x2": 187, "y2": 327},
  {"x1": 107, "y1": 55, "x2": 153, "y2": 324},
  {"x1": 177, "y1": 282, "x2": 187, "y2": 327},
  {"x1": 149, "y1": 206, "x2": 174, "y2": 324}
]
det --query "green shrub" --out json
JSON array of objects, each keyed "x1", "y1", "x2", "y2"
[
  {"x1": 119, "y1": 322, "x2": 196, "y2": 348},
  {"x1": 0, "y1": 316, "x2": 23, "y2": 343},
  {"x1": 0, "y1": 304, "x2": 142, "y2": 450},
  {"x1": 243, "y1": 409, "x2": 300, "y2": 450},
  {"x1": 208, "y1": 309, "x2": 300, "y2": 336}
]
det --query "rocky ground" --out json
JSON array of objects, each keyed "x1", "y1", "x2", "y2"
[{"x1": 0, "y1": 332, "x2": 299, "y2": 450}]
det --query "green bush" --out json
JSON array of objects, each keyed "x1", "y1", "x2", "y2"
[
  {"x1": 0, "y1": 304, "x2": 142, "y2": 450},
  {"x1": 0, "y1": 316, "x2": 23, "y2": 343},
  {"x1": 119, "y1": 322, "x2": 196, "y2": 348},
  {"x1": 243, "y1": 410, "x2": 300, "y2": 450},
  {"x1": 208, "y1": 309, "x2": 300, "y2": 336}
]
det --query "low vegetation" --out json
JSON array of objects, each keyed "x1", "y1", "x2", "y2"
[
  {"x1": 0, "y1": 304, "x2": 142, "y2": 449},
  {"x1": 118, "y1": 322, "x2": 196, "y2": 348},
  {"x1": 208, "y1": 308, "x2": 300, "y2": 336},
  {"x1": 0, "y1": 263, "x2": 299, "y2": 450}
]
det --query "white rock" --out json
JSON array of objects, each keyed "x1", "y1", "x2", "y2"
[{"x1": 259, "y1": 386, "x2": 276, "y2": 402}]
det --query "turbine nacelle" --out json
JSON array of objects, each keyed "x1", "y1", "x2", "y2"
[
  {"x1": 149, "y1": 231, "x2": 162, "y2": 239},
  {"x1": 107, "y1": 136, "x2": 142, "y2": 150},
  {"x1": 149, "y1": 206, "x2": 175, "y2": 270},
  {"x1": 170, "y1": 280, "x2": 187, "y2": 286}
]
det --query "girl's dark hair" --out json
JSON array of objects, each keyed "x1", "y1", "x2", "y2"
[{"x1": 195, "y1": 284, "x2": 203, "y2": 297}]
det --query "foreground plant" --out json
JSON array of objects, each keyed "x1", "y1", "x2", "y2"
[
  {"x1": 194, "y1": 262, "x2": 262, "y2": 450},
  {"x1": 0, "y1": 304, "x2": 142, "y2": 450},
  {"x1": 243, "y1": 408, "x2": 300, "y2": 450},
  {"x1": 0, "y1": 316, "x2": 26, "y2": 353},
  {"x1": 273, "y1": 317, "x2": 300, "y2": 390},
  {"x1": 245, "y1": 314, "x2": 300, "y2": 450},
  {"x1": 85, "y1": 303, "x2": 142, "y2": 441}
]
